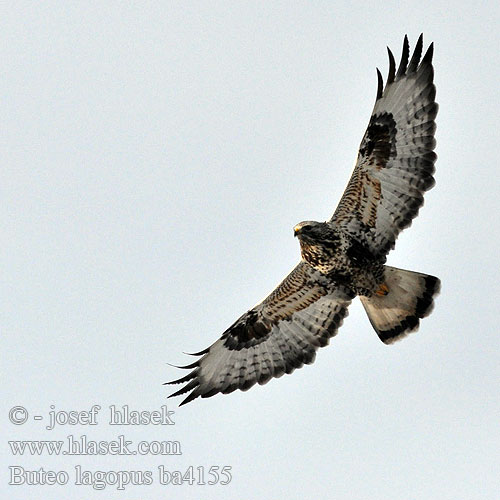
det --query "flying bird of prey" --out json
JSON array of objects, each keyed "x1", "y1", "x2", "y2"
[{"x1": 168, "y1": 35, "x2": 440, "y2": 406}]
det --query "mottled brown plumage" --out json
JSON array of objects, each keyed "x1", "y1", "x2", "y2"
[{"x1": 168, "y1": 35, "x2": 440, "y2": 406}]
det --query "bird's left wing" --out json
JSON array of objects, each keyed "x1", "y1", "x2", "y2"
[
  {"x1": 331, "y1": 35, "x2": 438, "y2": 257},
  {"x1": 167, "y1": 262, "x2": 354, "y2": 406}
]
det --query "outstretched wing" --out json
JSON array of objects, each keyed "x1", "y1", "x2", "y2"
[
  {"x1": 167, "y1": 262, "x2": 354, "y2": 406},
  {"x1": 331, "y1": 35, "x2": 438, "y2": 257}
]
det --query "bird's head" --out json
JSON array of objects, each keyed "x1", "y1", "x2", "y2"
[
  {"x1": 293, "y1": 221, "x2": 331, "y2": 243},
  {"x1": 293, "y1": 220, "x2": 340, "y2": 270}
]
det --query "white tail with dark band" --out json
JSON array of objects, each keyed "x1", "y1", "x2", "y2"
[{"x1": 360, "y1": 266, "x2": 440, "y2": 344}]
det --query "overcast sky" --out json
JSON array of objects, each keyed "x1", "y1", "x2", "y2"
[{"x1": 2, "y1": 1, "x2": 499, "y2": 499}]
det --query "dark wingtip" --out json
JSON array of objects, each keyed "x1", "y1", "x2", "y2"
[
  {"x1": 164, "y1": 370, "x2": 198, "y2": 386},
  {"x1": 166, "y1": 360, "x2": 199, "y2": 370},
  {"x1": 396, "y1": 34, "x2": 410, "y2": 78},
  {"x1": 387, "y1": 47, "x2": 396, "y2": 84},
  {"x1": 179, "y1": 391, "x2": 201, "y2": 406},
  {"x1": 408, "y1": 33, "x2": 423, "y2": 73},
  {"x1": 421, "y1": 41, "x2": 434, "y2": 65},
  {"x1": 183, "y1": 348, "x2": 209, "y2": 356},
  {"x1": 168, "y1": 379, "x2": 199, "y2": 399},
  {"x1": 376, "y1": 68, "x2": 383, "y2": 99}
]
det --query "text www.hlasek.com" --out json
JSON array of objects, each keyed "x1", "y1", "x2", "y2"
[{"x1": 9, "y1": 434, "x2": 181, "y2": 456}]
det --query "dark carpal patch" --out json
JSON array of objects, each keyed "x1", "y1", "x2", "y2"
[
  {"x1": 359, "y1": 112, "x2": 397, "y2": 169},
  {"x1": 222, "y1": 310, "x2": 271, "y2": 351}
]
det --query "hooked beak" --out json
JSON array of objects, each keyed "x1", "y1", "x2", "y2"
[{"x1": 293, "y1": 225, "x2": 301, "y2": 237}]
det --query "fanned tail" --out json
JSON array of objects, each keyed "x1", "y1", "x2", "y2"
[{"x1": 360, "y1": 266, "x2": 440, "y2": 344}]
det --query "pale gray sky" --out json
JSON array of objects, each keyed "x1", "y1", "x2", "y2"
[{"x1": 2, "y1": 1, "x2": 499, "y2": 499}]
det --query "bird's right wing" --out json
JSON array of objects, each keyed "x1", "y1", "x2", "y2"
[
  {"x1": 331, "y1": 35, "x2": 438, "y2": 258},
  {"x1": 167, "y1": 262, "x2": 354, "y2": 405}
]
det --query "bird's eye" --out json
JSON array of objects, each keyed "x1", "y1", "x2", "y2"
[{"x1": 302, "y1": 225, "x2": 312, "y2": 232}]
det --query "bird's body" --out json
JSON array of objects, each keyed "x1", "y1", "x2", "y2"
[
  {"x1": 293, "y1": 220, "x2": 385, "y2": 296},
  {"x1": 168, "y1": 35, "x2": 441, "y2": 406}
]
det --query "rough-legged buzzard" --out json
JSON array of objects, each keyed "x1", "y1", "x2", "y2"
[{"x1": 167, "y1": 35, "x2": 440, "y2": 406}]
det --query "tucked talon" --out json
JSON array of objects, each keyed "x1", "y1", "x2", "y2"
[{"x1": 376, "y1": 283, "x2": 389, "y2": 296}]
